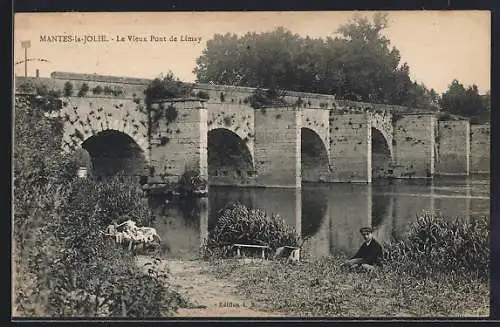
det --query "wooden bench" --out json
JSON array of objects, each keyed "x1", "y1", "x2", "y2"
[{"x1": 232, "y1": 244, "x2": 270, "y2": 259}]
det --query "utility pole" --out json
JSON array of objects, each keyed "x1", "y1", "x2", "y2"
[{"x1": 21, "y1": 40, "x2": 31, "y2": 77}]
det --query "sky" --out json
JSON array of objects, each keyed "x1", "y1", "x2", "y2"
[{"x1": 14, "y1": 11, "x2": 491, "y2": 94}]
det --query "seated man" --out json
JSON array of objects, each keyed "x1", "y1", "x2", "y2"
[{"x1": 342, "y1": 227, "x2": 382, "y2": 272}]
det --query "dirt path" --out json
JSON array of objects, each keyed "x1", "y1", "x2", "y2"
[{"x1": 136, "y1": 256, "x2": 283, "y2": 317}]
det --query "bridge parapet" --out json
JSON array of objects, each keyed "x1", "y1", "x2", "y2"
[{"x1": 15, "y1": 72, "x2": 486, "y2": 186}]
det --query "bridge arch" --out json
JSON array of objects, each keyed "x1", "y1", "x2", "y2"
[
  {"x1": 77, "y1": 129, "x2": 148, "y2": 180},
  {"x1": 369, "y1": 112, "x2": 394, "y2": 161},
  {"x1": 371, "y1": 127, "x2": 394, "y2": 179},
  {"x1": 207, "y1": 127, "x2": 255, "y2": 185},
  {"x1": 301, "y1": 127, "x2": 330, "y2": 182},
  {"x1": 58, "y1": 96, "x2": 150, "y2": 160}
]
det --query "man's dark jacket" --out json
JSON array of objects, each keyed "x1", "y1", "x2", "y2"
[{"x1": 352, "y1": 238, "x2": 383, "y2": 266}]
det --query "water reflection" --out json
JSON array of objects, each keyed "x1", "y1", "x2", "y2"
[
  {"x1": 150, "y1": 176, "x2": 490, "y2": 260},
  {"x1": 149, "y1": 196, "x2": 208, "y2": 259}
]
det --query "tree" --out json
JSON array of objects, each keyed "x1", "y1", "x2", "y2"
[
  {"x1": 439, "y1": 79, "x2": 489, "y2": 123},
  {"x1": 92, "y1": 85, "x2": 103, "y2": 95},
  {"x1": 63, "y1": 81, "x2": 74, "y2": 97},
  {"x1": 194, "y1": 13, "x2": 436, "y2": 109},
  {"x1": 78, "y1": 83, "x2": 90, "y2": 97}
]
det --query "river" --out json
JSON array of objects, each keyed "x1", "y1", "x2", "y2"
[{"x1": 149, "y1": 175, "x2": 490, "y2": 260}]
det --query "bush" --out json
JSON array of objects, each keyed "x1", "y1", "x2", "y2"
[
  {"x1": 16, "y1": 176, "x2": 188, "y2": 317},
  {"x1": 202, "y1": 202, "x2": 300, "y2": 258},
  {"x1": 177, "y1": 169, "x2": 207, "y2": 195},
  {"x1": 17, "y1": 81, "x2": 37, "y2": 93},
  {"x1": 27, "y1": 177, "x2": 187, "y2": 317},
  {"x1": 63, "y1": 82, "x2": 73, "y2": 97},
  {"x1": 196, "y1": 90, "x2": 210, "y2": 100},
  {"x1": 19, "y1": 84, "x2": 64, "y2": 113},
  {"x1": 89, "y1": 176, "x2": 153, "y2": 227},
  {"x1": 77, "y1": 83, "x2": 90, "y2": 97},
  {"x1": 13, "y1": 95, "x2": 189, "y2": 317},
  {"x1": 244, "y1": 88, "x2": 288, "y2": 109},
  {"x1": 164, "y1": 104, "x2": 178, "y2": 124},
  {"x1": 103, "y1": 86, "x2": 113, "y2": 95},
  {"x1": 144, "y1": 72, "x2": 193, "y2": 107},
  {"x1": 383, "y1": 213, "x2": 490, "y2": 280},
  {"x1": 92, "y1": 85, "x2": 103, "y2": 95}
]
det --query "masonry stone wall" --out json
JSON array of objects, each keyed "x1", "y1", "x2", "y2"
[
  {"x1": 393, "y1": 115, "x2": 436, "y2": 178},
  {"x1": 31, "y1": 72, "x2": 435, "y2": 116},
  {"x1": 329, "y1": 113, "x2": 371, "y2": 182},
  {"x1": 301, "y1": 108, "x2": 331, "y2": 182},
  {"x1": 48, "y1": 96, "x2": 149, "y2": 179},
  {"x1": 470, "y1": 124, "x2": 490, "y2": 174},
  {"x1": 58, "y1": 96, "x2": 149, "y2": 154},
  {"x1": 253, "y1": 107, "x2": 301, "y2": 188},
  {"x1": 301, "y1": 108, "x2": 330, "y2": 156},
  {"x1": 206, "y1": 102, "x2": 255, "y2": 161},
  {"x1": 148, "y1": 100, "x2": 207, "y2": 185},
  {"x1": 16, "y1": 72, "x2": 476, "y2": 187},
  {"x1": 436, "y1": 120, "x2": 470, "y2": 175},
  {"x1": 194, "y1": 82, "x2": 420, "y2": 115}
]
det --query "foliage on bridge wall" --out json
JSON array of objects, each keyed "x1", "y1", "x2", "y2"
[
  {"x1": 17, "y1": 82, "x2": 63, "y2": 112},
  {"x1": 77, "y1": 83, "x2": 90, "y2": 97},
  {"x1": 63, "y1": 81, "x2": 74, "y2": 97},
  {"x1": 144, "y1": 72, "x2": 201, "y2": 135},
  {"x1": 243, "y1": 88, "x2": 289, "y2": 110},
  {"x1": 196, "y1": 90, "x2": 210, "y2": 100},
  {"x1": 144, "y1": 73, "x2": 194, "y2": 106},
  {"x1": 148, "y1": 103, "x2": 180, "y2": 136}
]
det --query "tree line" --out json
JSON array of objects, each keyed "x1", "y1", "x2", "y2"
[{"x1": 193, "y1": 13, "x2": 490, "y2": 124}]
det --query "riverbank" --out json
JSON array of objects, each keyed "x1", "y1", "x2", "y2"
[
  {"x1": 135, "y1": 256, "x2": 283, "y2": 317},
  {"x1": 206, "y1": 255, "x2": 489, "y2": 317},
  {"x1": 135, "y1": 254, "x2": 489, "y2": 318},
  {"x1": 206, "y1": 257, "x2": 490, "y2": 317}
]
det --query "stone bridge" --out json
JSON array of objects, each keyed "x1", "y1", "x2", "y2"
[{"x1": 15, "y1": 72, "x2": 484, "y2": 188}]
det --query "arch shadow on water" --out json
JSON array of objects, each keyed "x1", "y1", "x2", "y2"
[{"x1": 301, "y1": 183, "x2": 329, "y2": 239}]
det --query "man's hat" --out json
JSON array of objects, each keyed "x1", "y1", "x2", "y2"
[{"x1": 359, "y1": 227, "x2": 373, "y2": 234}]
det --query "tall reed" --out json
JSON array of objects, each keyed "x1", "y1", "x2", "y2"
[{"x1": 383, "y1": 213, "x2": 489, "y2": 280}]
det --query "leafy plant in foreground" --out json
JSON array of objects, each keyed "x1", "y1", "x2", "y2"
[
  {"x1": 383, "y1": 213, "x2": 489, "y2": 280},
  {"x1": 13, "y1": 94, "x2": 189, "y2": 317},
  {"x1": 202, "y1": 202, "x2": 300, "y2": 258}
]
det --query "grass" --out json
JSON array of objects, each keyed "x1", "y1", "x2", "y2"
[
  {"x1": 207, "y1": 254, "x2": 489, "y2": 317},
  {"x1": 204, "y1": 213, "x2": 490, "y2": 317}
]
